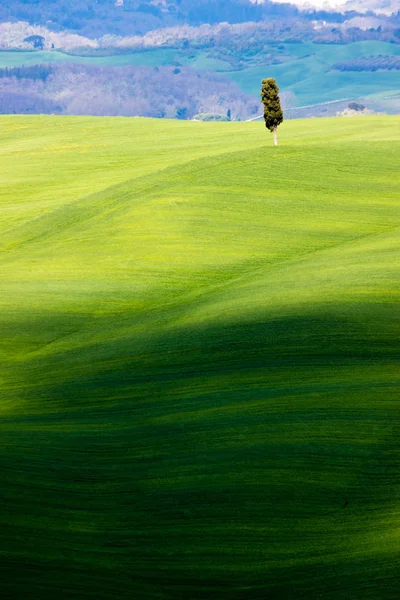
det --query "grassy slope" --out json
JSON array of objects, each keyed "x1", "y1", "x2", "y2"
[
  {"x1": 0, "y1": 48, "x2": 229, "y2": 70},
  {"x1": 1, "y1": 115, "x2": 400, "y2": 599},
  {"x1": 1, "y1": 41, "x2": 400, "y2": 105},
  {"x1": 227, "y1": 41, "x2": 400, "y2": 103},
  {"x1": 0, "y1": 48, "x2": 182, "y2": 68}
]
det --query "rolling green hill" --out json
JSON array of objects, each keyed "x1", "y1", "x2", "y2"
[
  {"x1": 0, "y1": 48, "x2": 229, "y2": 69},
  {"x1": 0, "y1": 48, "x2": 184, "y2": 68},
  {"x1": 1, "y1": 115, "x2": 400, "y2": 599},
  {"x1": 226, "y1": 41, "x2": 400, "y2": 104}
]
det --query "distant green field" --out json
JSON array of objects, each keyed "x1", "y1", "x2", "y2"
[
  {"x1": 0, "y1": 48, "x2": 230, "y2": 70},
  {"x1": 227, "y1": 41, "x2": 400, "y2": 104},
  {"x1": 0, "y1": 48, "x2": 182, "y2": 68},
  {"x1": 1, "y1": 41, "x2": 400, "y2": 106},
  {"x1": 1, "y1": 116, "x2": 400, "y2": 599}
]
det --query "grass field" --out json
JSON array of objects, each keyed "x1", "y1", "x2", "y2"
[
  {"x1": 1, "y1": 115, "x2": 400, "y2": 599},
  {"x1": 0, "y1": 48, "x2": 228, "y2": 70},
  {"x1": 0, "y1": 48, "x2": 183, "y2": 68}
]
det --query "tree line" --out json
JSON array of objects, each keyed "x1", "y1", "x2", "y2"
[
  {"x1": 0, "y1": 65, "x2": 53, "y2": 82},
  {"x1": 0, "y1": 0, "x2": 383, "y2": 39},
  {"x1": 1, "y1": 11, "x2": 399, "y2": 54},
  {"x1": 332, "y1": 55, "x2": 400, "y2": 71},
  {"x1": 0, "y1": 0, "x2": 299, "y2": 37},
  {"x1": 0, "y1": 62, "x2": 259, "y2": 120}
]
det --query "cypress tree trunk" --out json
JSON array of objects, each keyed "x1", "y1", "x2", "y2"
[{"x1": 273, "y1": 127, "x2": 278, "y2": 147}]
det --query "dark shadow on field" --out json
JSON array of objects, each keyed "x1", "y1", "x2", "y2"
[{"x1": 1, "y1": 308, "x2": 400, "y2": 599}]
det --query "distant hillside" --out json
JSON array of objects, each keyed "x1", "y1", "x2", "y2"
[
  {"x1": 2, "y1": 0, "x2": 396, "y2": 38},
  {"x1": 1, "y1": 41, "x2": 399, "y2": 117},
  {"x1": 0, "y1": 0, "x2": 300, "y2": 37},
  {"x1": 1, "y1": 0, "x2": 399, "y2": 117}
]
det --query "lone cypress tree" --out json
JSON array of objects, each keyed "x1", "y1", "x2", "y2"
[{"x1": 261, "y1": 78, "x2": 283, "y2": 146}]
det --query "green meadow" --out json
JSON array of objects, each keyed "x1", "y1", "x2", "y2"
[
  {"x1": 226, "y1": 41, "x2": 400, "y2": 104},
  {"x1": 0, "y1": 48, "x2": 182, "y2": 68},
  {"x1": 1, "y1": 115, "x2": 400, "y2": 599},
  {"x1": 0, "y1": 48, "x2": 225, "y2": 70}
]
